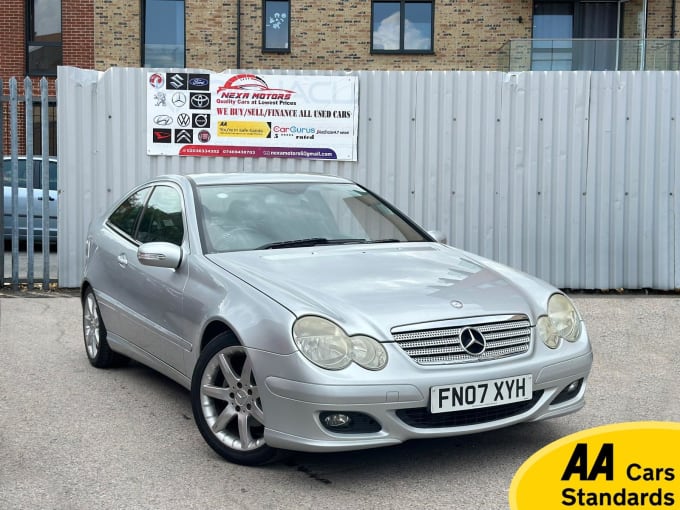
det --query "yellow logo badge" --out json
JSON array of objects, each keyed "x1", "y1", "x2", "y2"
[{"x1": 509, "y1": 422, "x2": 680, "y2": 509}]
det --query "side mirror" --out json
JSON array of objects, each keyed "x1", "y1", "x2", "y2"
[
  {"x1": 427, "y1": 230, "x2": 447, "y2": 244},
  {"x1": 138, "y1": 242, "x2": 182, "y2": 269}
]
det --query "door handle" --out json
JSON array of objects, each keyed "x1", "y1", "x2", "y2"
[
  {"x1": 117, "y1": 253, "x2": 128, "y2": 268},
  {"x1": 37, "y1": 196, "x2": 55, "y2": 201}
]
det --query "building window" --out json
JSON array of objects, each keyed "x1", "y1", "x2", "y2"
[
  {"x1": 143, "y1": 0, "x2": 185, "y2": 67},
  {"x1": 263, "y1": 0, "x2": 290, "y2": 52},
  {"x1": 26, "y1": 0, "x2": 62, "y2": 76},
  {"x1": 531, "y1": 1, "x2": 622, "y2": 71},
  {"x1": 371, "y1": 0, "x2": 433, "y2": 53}
]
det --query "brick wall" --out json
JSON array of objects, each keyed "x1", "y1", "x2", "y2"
[
  {"x1": 94, "y1": 0, "x2": 141, "y2": 68},
  {"x1": 96, "y1": 0, "x2": 534, "y2": 72},
  {"x1": 93, "y1": 0, "x2": 680, "y2": 72},
  {"x1": 1, "y1": 0, "x2": 93, "y2": 154}
]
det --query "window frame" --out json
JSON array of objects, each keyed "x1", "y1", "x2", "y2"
[
  {"x1": 262, "y1": 0, "x2": 291, "y2": 53},
  {"x1": 371, "y1": 0, "x2": 435, "y2": 55},
  {"x1": 141, "y1": 0, "x2": 186, "y2": 68},
  {"x1": 25, "y1": 0, "x2": 63, "y2": 76}
]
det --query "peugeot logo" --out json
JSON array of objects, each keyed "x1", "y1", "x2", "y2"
[
  {"x1": 190, "y1": 93, "x2": 210, "y2": 109},
  {"x1": 459, "y1": 327, "x2": 486, "y2": 356},
  {"x1": 172, "y1": 93, "x2": 187, "y2": 107}
]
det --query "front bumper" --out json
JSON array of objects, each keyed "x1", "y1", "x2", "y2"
[{"x1": 250, "y1": 333, "x2": 593, "y2": 453}]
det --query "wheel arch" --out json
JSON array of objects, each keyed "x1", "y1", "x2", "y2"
[{"x1": 200, "y1": 320, "x2": 240, "y2": 352}]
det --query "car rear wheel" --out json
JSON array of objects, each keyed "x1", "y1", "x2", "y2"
[
  {"x1": 82, "y1": 287, "x2": 129, "y2": 368},
  {"x1": 191, "y1": 333, "x2": 279, "y2": 466}
]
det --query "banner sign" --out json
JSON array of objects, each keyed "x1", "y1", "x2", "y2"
[{"x1": 146, "y1": 72, "x2": 358, "y2": 161}]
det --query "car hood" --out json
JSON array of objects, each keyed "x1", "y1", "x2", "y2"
[{"x1": 206, "y1": 243, "x2": 555, "y2": 337}]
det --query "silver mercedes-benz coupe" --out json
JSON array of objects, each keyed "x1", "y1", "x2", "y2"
[{"x1": 81, "y1": 173, "x2": 592, "y2": 465}]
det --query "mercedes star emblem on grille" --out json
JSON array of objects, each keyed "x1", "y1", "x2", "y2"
[{"x1": 459, "y1": 327, "x2": 486, "y2": 356}]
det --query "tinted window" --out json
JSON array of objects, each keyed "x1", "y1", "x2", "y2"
[
  {"x1": 27, "y1": 0, "x2": 63, "y2": 76},
  {"x1": 108, "y1": 188, "x2": 150, "y2": 238},
  {"x1": 137, "y1": 186, "x2": 184, "y2": 245}
]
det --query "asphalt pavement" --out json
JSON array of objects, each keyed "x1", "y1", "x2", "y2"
[{"x1": 0, "y1": 293, "x2": 679, "y2": 509}]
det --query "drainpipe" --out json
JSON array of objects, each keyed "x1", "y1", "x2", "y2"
[
  {"x1": 640, "y1": 0, "x2": 648, "y2": 69},
  {"x1": 616, "y1": 0, "x2": 621, "y2": 70},
  {"x1": 672, "y1": 0, "x2": 676, "y2": 38},
  {"x1": 236, "y1": 0, "x2": 241, "y2": 69}
]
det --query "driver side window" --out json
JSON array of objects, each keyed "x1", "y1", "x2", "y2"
[{"x1": 136, "y1": 186, "x2": 184, "y2": 246}]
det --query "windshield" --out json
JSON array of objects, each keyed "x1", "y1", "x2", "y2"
[{"x1": 196, "y1": 182, "x2": 429, "y2": 253}]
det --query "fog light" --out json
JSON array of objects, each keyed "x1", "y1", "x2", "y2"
[
  {"x1": 551, "y1": 378, "x2": 584, "y2": 405},
  {"x1": 323, "y1": 413, "x2": 352, "y2": 428}
]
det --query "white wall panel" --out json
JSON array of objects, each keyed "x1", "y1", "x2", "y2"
[{"x1": 58, "y1": 67, "x2": 680, "y2": 290}]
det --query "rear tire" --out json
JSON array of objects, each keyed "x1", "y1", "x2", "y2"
[
  {"x1": 82, "y1": 287, "x2": 129, "y2": 368},
  {"x1": 191, "y1": 332, "x2": 279, "y2": 466}
]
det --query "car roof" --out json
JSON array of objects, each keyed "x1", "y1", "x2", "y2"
[{"x1": 183, "y1": 173, "x2": 353, "y2": 186}]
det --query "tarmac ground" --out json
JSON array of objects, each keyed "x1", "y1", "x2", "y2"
[{"x1": 1, "y1": 292, "x2": 679, "y2": 509}]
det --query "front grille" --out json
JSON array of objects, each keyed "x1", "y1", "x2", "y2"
[
  {"x1": 396, "y1": 390, "x2": 544, "y2": 428},
  {"x1": 392, "y1": 315, "x2": 531, "y2": 365}
]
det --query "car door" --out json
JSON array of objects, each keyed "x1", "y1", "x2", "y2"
[
  {"x1": 122, "y1": 184, "x2": 190, "y2": 372},
  {"x1": 94, "y1": 186, "x2": 153, "y2": 348}
]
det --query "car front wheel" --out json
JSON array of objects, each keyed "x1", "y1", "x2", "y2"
[{"x1": 191, "y1": 333, "x2": 279, "y2": 465}]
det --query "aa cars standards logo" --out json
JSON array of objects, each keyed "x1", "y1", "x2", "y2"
[{"x1": 509, "y1": 422, "x2": 680, "y2": 509}]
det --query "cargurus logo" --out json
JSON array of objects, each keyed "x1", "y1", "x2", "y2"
[{"x1": 273, "y1": 125, "x2": 316, "y2": 134}]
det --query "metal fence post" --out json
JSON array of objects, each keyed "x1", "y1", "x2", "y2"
[
  {"x1": 25, "y1": 77, "x2": 34, "y2": 290},
  {"x1": 0, "y1": 77, "x2": 4, "y2": 287},
  {"x1": 9, "y1": 78, "x2": 19, "y2": 290},
  {"x1": 41, "y1": 77, "x2": 50, "y2": 288}
]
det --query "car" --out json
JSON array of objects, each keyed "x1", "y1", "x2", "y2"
[
  {"x1": 2, "y1": 156, "x2": 58, "y2": 244},
  {"x1": 81, "y1": 172, "x2": 593, "y2": 466}
]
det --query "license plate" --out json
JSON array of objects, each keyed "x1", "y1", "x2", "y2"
[{"x1": 430, "y1": 375, "x2": 533, "y2": 414}]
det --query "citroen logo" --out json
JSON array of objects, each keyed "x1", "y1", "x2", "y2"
[{"x1": 459, "y1": 327, "x2": 486, "y2": 356}]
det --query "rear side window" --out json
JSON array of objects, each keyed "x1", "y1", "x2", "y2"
[{"x1": 108, "y1": 188, "x2": 150, "y2": 238}]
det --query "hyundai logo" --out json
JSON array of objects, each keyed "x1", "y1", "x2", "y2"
[
  {"x1": 153, "y1": 115, "x2": 173, "y2": 126},
  {"x1": 459, "y1": 327, "x2": 486, "y2": 356}
]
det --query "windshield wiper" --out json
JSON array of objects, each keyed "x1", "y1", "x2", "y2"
[
  {"x1": 367, "y1": 238, "x2": 402, "y2": 243},
  {"x1": 257, "y1": 238, "x2": 368, "y2": 250}
]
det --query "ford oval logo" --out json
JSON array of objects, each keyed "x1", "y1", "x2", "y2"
[{"x1": 189, "y1": 77, "x2": 209, "y2": 87}]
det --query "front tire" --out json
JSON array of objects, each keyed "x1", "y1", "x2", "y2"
[
  {"x1": 191, "y1": 333, "x2": 279, "y2": 466},
  {"x1": 82, "y1": 287, "x2": 129, "y2": 368}
]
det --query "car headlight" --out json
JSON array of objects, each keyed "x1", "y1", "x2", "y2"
[
  {"x1": 293, "y1": 316, "x2": 388, "y2": 371},
  {"x1": 537, "y1": 294, "x2": 582, "y2": 349}
]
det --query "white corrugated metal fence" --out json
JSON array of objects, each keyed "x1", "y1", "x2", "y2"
[{"x1": 57, "y1": 67, "x2": 680, "y2": 290}]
